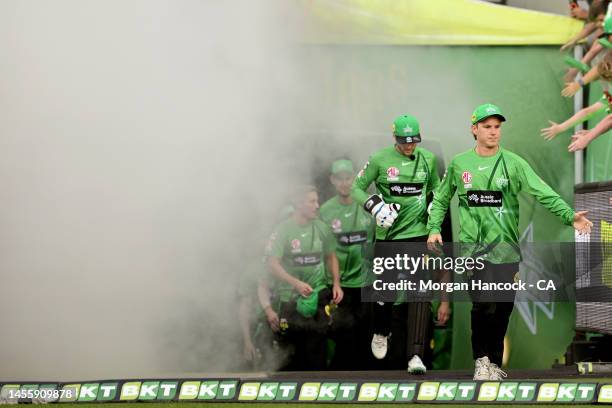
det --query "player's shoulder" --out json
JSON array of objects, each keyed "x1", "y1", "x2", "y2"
[
  {"x1": 500, "y1": 148, "x2": 529, "y2": 166},
  {"x1": 415, "y1": 146, "x2": 436, "y2": 160},
  {"x1": 447, "y1": 149, "x2": 474, "y2": 167},
  {"x1": 273, "y1": 217, "x2": 295, "y2": 234},
  {"x1": 313, "y1": 218, "x2": 332, "y2": 233},
  {"x1": 370, "y1": 145, "x2": 396, "y2": 162},
  {"x1": 319, "y1": 196, "x2": 339, "y2": 215}
]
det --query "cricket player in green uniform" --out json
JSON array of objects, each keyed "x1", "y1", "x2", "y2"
[
  {"x1": 320, "y1": 159, "x2": 374, "y2": 370},
  {"x1": 266, "y1": 185, "x2": 343, "y2": 370},
  {"x1": 427, "y1": 103, "x2": 593, "y2": 380},
  {"x1": 352, "y1": 115, "x2": 450, "y2": 374}
]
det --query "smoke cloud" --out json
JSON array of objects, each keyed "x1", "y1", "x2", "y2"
[{"x1": 0, "y1": 1, "x2": 479, "y2": 380}]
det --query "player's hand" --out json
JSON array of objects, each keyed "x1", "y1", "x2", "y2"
[
  {"x1": 436, "y1": 301, "x2": 451, "y2": 326},
  {"x1": 365, "y1": 195, "x2": 400, "y2": 228},
  {"x1": 541, "y1": 120, "x2": 562, "y2": 141},
  {"x1": 332, "y1": 283, "x2": 344, "y2": 304},
  {"x1": 573, "y1": 211, "x2": 593, "y2": 235},
  {"x1": 264, "y1": 307, "x2": 280, "y2": 332},
  {"x1": 293, "y1": 280, "x2": 313, "y2": 297},
  {"x1": 427, "y1": 233, "x2": 443, "y2": 253},
  {"x1": 568, "y1": 130, "x2": 591, "y2": 151},
  {"x1": 562, "y1": 81, "x2": 581, "y2": 97},
  {"x1": 560, "y1": 40, "x2": 577, "y2": 52},
  {"x1": 564, "y1": 68, "x2": 579, "y2": 83},
  {"x1": 243, "y1": 340, "x2": 257, "y2": 361}
]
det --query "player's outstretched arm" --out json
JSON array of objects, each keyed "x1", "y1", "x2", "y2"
[
  {"x1": 573, "y1": 211, "x2": 594, "y2": 235},
  {"x1": 516, "y1": 156, "x2": 577, "y2": 227}
]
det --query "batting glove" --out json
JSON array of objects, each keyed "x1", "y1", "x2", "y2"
[{"x1": 363, "y1": 194, "x2": 400, "y2": 229}]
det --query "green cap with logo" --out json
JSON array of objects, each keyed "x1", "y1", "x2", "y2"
[
  {"x1": 392, "y1": 114, "x2": 421, "y2": 143},
  {"x1": 331, "y1": 159, "x2": 354, "y2": 175},
  {"x1": 471, "y1": 103, "x2": 506, "y2": 125}
]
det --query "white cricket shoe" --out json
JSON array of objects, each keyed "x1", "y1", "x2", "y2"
[
  {"x1": 407, "y1": 354, "x2": 426, "y2": 374},
  {"x1": 371, "y1": 334, "x2": 388, "y2": 359},
  {"x1": 488, "y1": 362, "x2": 508, "y2": 381},
  {"x1": 473, "y1": 356, "x2": 490, "y2": 380}
]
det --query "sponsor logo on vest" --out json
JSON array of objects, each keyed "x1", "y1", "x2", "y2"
[
  {"x1": 467, "y1": 190, "x2": 503, "y2": 207},
  {"x1": 389, "y1": 182, "x2": 423, "y2": 197},
  {"x1": 337, "y1": 231, "x2": 368, "y2": 246}
]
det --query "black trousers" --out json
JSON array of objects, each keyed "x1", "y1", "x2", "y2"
[
  {"x1": 328, "y1": 286, "x2": 368, "y2": 370},
  {"x1": 277, "y1": 288, "x2": 332, "y2": 371},
  {"x1": 368, "y1": 235, "x2": 432, "y2": 369},
  {"x1": 469, "y1": 262, "x2": 519, "y2": 367}
]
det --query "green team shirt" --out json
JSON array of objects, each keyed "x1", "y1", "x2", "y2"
[
  {"x1": 352, "y1": 146, "x2": 440, "y2": 240},
  {"x1": 320, "y1": 196, "x2": 374, "y2": 288},
  {"x1": 427, "y1": 147, "x2": 575, "y2": 264},
  {"x1": 265, "y1": 217, "x2": 336, "y2": 302}
]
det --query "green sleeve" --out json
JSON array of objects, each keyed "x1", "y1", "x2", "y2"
[
  {"x1": 427, "y1": 162, "x2": 456, "y2": 234},
  {"x1": 516, "y1": 157, "x2": 575, "y2": 226},
  {"x1": 427, "y1": 155, "x2": 441, "y2": 192},
  {"x1": 352, "y1": 158, "x2": 378, "y2": 205}
]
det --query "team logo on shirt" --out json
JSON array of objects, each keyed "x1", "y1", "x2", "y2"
[
  {"x1": 415, "y1": 170, "x2": 428, "y2": 180},
  {"x1": 290, "y1": 239, "x2": 301, "y2": 253},
  {"x1": 331, "y1": 218, "x2": 342, "y2": 233},
  {"x1": 387, "y1": 167, "x2": 400, "y2": 180},
  {"x1": 462, "y1": 171, "x2": 472, "y2": 183},
  {"x1": 496, "y1": 177, "x2": 509, "y2": 188}
]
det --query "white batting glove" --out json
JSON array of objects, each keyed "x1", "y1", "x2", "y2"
[{"x1": 363, "y1": 195, "x2": 400, "y2": 229}]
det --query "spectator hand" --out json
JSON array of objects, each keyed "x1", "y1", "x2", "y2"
[
  {"x1": 560, "y1": 40, "x2": 577, "y2": 52},
  {"x1": 568, "y1": 130, "x2": 591, "y2": 151},
  {"x1": 562, "y1": 81, "x2": 581, "y2": 97},
  {"x1": 573, "y1": 211, "x2": 593, "y2": 235},
  {"x1": 541, "y1": 120, "x2": 562, "y2": 141}
]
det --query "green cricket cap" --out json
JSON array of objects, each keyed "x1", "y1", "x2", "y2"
[
  {"x1": 331, "y1": 159, "x2": 354, "y2": 175},
  {"x1": 392, "y1": 114, "x2": 421, "y2": 143},
  {"x1": 471, "y1": 103, "x2": 506, "y2": 125}
]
